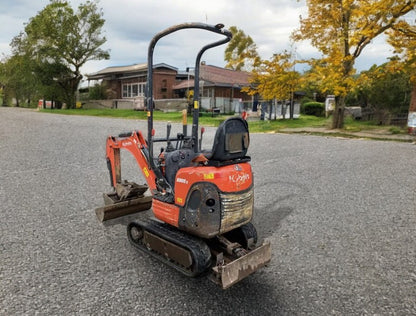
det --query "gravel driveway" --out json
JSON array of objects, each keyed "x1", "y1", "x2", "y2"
[{"x1": 1, "y1": 107, "x2": 415, "y2": 315}]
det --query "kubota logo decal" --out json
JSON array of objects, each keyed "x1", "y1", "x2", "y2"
[
  {"x1": 122, "y1": 141, "x2": 132, "y2": 146},
  {"x1": 229, "y1": 173, "x2": 250, "y2": 186}
]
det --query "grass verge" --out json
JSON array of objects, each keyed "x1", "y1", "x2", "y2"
[
  {"x1": 40, "y1": 108, "x2": 410, "y2": 138},
  {"x1": 40, "y1": 108, "x2": 329, "y2": 130},
  {"x1": 40, "y1": 108, "x2": 230, "y2": 126}
]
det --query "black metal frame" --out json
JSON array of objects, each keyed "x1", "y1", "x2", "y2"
[{"x1": 145, "y1": 23, "x2": 232, "y2": 172}]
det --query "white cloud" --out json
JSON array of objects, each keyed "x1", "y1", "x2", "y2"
[{"x1": 0, "y1": 0, "x2": 402, "y2": 75}]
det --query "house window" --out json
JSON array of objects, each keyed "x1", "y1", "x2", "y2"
[
  {"x1": 161, "y1": 79, "x2": 167, "y2": 93},
  {"x1": 122, "y1": 82, "x2": 145, "y2": 98}
]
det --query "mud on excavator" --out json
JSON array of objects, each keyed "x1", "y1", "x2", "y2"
[{"x1": 95, "y1": 23, "x2": 271, "y2": 289}]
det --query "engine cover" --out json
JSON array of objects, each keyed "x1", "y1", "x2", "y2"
[{"x1": 174, "y1": 163, "x2": 254, "y2": 238}]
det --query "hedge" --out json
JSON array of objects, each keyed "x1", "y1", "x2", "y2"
[{"x1": 301, "y1": 102, "x2": 325, "y2": 117}]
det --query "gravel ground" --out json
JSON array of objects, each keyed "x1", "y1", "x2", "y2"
[{"x1": 1, "y1": 107, "x2": 415, "y2": 315}]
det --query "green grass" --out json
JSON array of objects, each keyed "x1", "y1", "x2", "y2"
[
  {"x1": 41, "y1": 108, "x2": 226, "y2": 122},
  {"x1": 342, "y1": 116, "x2": 382, "y2": 131},
  {"x1": 41, "y1": 108, "x2": 147, "y2": 119},
  {"x1": 40, "y1": 108, "x2": 235, "y2": 126},
  {"x1": 40, "y1": 108, "x2": 328, "y2": 129},
  {"x1": 39, "y1": 108, "x2": 408, "y2": 136},
  {"x1": 247, "y1": 115, "x2": 329, "y2": 133},
  {"x1": 389, "y1": 126, "x2": 403, "y2": 134}
]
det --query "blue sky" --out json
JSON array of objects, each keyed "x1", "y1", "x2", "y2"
[{"x1": 0, "y1": 0, "x2": 397, "y2": 76}]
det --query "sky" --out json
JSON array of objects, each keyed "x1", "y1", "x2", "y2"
[{"x1": 0, "y1": 0, "x2": 399, "y2": 78}]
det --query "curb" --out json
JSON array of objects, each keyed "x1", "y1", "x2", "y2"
[{"x1": 279, "y1": 127, "x2": 416, "y2": 143}]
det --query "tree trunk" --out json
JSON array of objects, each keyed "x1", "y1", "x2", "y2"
[
  {"x1": 2, "y1": 89, "x2": 8, "y2": 106},
  {"x1": 68, "y1": 74, "x2": 82, "y2": 109},
  {"x1": 409, "y1": 84, "x2": 416, "y2": 112},
  {"x1": 59, "y1": 75, "x2": 81, "y2": 109},
  {"x1": 332, "y1": 62, "x2": 353, "y2": 129},
  {"x1": 332, "y1": 96, "x2": 345, "y2": 129}
]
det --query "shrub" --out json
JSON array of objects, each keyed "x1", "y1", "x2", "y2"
[
  {"x1": 389, "y1": 126, "x2": 402, "y2": 134},
  {"x1": 301, "y1": 102, "x2": 325, "y2": 117},
  {"x1": 88, "y1": 84, "x2": 107, "y2": 100},
  {"x1": 300, "y1": 96, "x2": 314, "y2": 105}
]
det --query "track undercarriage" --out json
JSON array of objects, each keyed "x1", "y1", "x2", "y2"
[{"x1": 127, "y1": 219, "x2": 271, "y2": 289}]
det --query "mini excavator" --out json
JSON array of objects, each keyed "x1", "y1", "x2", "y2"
[{"x1": 95, "y1": 23, "x2": 271, "y2": 289}]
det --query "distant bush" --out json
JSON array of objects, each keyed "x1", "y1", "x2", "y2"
[
  {"x1": 89, "y1": 84, "x2": 107, "y2": 100},
  {"x1": 300, "y1": 96, "x2": 314, "y2": 105},
  {"x1": 389, "y1": 126, "x2": 402, "y2": 134},
  {"x1": 301, "y1": 102, "x2": 325, "y2": 117}
]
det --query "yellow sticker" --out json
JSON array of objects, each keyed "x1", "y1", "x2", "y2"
[
  {"x1": 203, "y1": 173, "x2": 214, "y2": 180},
  {"x1": 147, "y1": 111, "x2": 151, "y2": 117},
  {"x1": 143, "y1": 167, "x2": 150, "y2": 178},
  {"x1": 194, "y1": 101, "x2": 199, "y2": 109},
  {"x1": 176, "y1": 197, "x2": 183, "y2": 204}
]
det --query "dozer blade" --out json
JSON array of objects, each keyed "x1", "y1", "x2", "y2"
[
  {"x1": 210, "y1": 240, "x2": 271, "y2": 289},
  {"x1": 95, "y1": 194, "x2": 152, "y2": 222}
]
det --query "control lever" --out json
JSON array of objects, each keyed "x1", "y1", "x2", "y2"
[
  {"x1": 166, "y1": 122, "x2": 174, "y2": 152},
  {"x1": 166, "y1": 122, "x2": 172, "y2": 139},
  {"x1": 199, "y1": 127, "x2": 205, "y2": 150}
]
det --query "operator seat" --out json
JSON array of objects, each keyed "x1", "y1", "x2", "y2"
[
  {"x1": 206, "y1": 116, "x2": 250, "y2": 164},
  {"x1": 163, "y1": 117, "x2": 250, "y2": 193}
]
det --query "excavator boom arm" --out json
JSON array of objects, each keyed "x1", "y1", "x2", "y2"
[{"x1": 106, "y1": 131, "x2": 157, "y2": 192}]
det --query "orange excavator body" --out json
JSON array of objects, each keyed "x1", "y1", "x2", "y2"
[{"x1": 95, "y1": 23, "x2": 271, "y2": 289}]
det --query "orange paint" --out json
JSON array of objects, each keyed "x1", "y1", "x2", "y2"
[
  {"x1": 152, "y1": 198, "x2": 180, "y2": 227},
  {"x1": 174, "y1": 163, "x2": 253, "y2": 207}
]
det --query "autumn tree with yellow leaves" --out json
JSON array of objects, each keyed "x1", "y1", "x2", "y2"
[
  {"x1": 293, "y1": 0, "x2": 416, "y2": 129},
  {"x1": 387, "y1": 21, "x2": 416, "y2": 132},
  {"x1": 243, "y1": 51, "x2": 300, "y2": 118},
  {"x1": 224, "y1": 26, "x2": 261, "y2": 71}
]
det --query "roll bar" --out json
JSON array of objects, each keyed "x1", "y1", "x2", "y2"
[{"x1": 146, "y1": 23, "x2": 232, "y2": 170}]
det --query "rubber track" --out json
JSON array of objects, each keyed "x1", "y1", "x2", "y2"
[{"x1": 127, "y1": 219, "x2": 212, "y2": 277}]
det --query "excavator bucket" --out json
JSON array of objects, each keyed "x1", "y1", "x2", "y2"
[
  {"x1": 95, "y1": 181, "x2": 152, "y2": 222},
  {"x1": 210, "y1": 241, "x2": 271, "y2": 289}
]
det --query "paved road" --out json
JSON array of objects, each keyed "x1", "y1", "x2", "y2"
[{"x1": 1, "y1": 107, "x2": 415, "y2": 315}]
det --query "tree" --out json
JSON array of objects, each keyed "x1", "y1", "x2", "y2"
[
  {"x1": 299, "y1": 57, "x2": 356, "y2": 101},
  {"x1": 293, "y1": 0, "x2": 416, "y2": 128},
  {"x1": 355, "y1": 63, "x2": 410, "y2": 119},
  {"x1": 245, "y1": 51, "x2": 300, "y2": 118},
  {"x1": 12, "y1": 0, "x2": 109, "y2": 108},
  {"x1": 0, "y1": 54, "x2": 37, "y2": 107},
  {"x1": 387, "y1": 20, "x2": 416, "y2": 129},
  {"x1": 296, "y1": 59, "x2": 328, "y2": 103},
  {"x1": 0, "y1": 61, "x2": 6, "y2": 106},
  {"x1": 224, "y1": 26, "x2": 261, "y2": 71}
]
